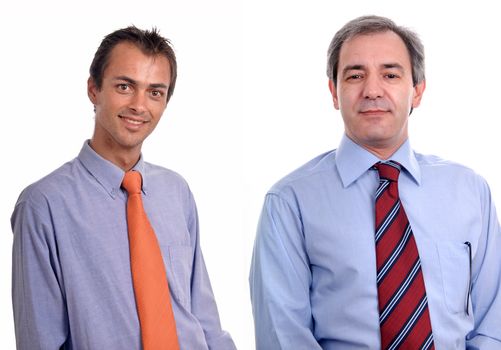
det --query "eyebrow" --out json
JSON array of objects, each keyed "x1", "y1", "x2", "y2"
[
  {"x1": 382, "y1": 63, "x2": 404, "y2": 71},
  {"x1": 341, "y1": 63, "x2": 405, "y2": 76},
  {"x1": 113, "y1": 76, "x2": 169, "y2": 90},
  {"x1": 342, "y1": 65, "x2": 364, "y2": 76}
]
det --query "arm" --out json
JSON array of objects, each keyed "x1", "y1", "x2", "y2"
[
  {"x1": 249, "y1": 193, "x2": 321, "y2": 350},
  {"x1": 187, "y1": 192, "x2": 236, "y2": 350},
  {"x1": 466, "y1": 180, "x2": 501, "y2": 349},
  {"x1": 11, "y1": 191, "x2": 68, "y2": 350}
]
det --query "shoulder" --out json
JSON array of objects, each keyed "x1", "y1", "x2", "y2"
[
  {"x1": 15, "y1": 158, "x2": 80, "y2": 211},
  {"x1": 416, "y1": 152, "x2": 483, "y2": 180},
  {"x1": 268, "y1": 149, "x2": 337, "y2": 196},
  {"x1": 143, "y1": 161, "x2": 194, "y2": 200},
  {"x1": 144, "y1": 162, "x2": 190, "y2": 187},
  {"x1": 415, "y1": 152, "x2": 490, "y2": 194},
  {"x1": 11, "y1": 158, "x2": 82, "y2": 232}
]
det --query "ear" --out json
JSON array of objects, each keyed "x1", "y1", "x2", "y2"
[
  {"x1": 87, "y1": 77, "x2": 99, "y2": 105},
  {"x1": 411, "y1": 80, "x2": 426, "y2": 108},
  {"x1": 328, "y1": 80, "x2": 340, "y2": 110}
]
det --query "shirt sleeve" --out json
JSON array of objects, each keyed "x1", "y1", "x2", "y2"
[
  {"x1": 466, "y1": 179, "x2": 501, "y2": 349},
  {"x1": 11, "y1": 190, "x2": 69, "y2": 350},
  {"x1": 249, "y1": 192, "x2": 322, "y2": 349},
  {"x1": 187, "y1": 191, "x2": 236, "y2": 350}
]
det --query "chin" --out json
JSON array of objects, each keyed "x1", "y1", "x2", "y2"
[
  {"x1": 360, "y1": 131, "x2": 390, "y2": 143},
  {"x1": 115, "y1": 136, "x2": 145, "y2": 150}
]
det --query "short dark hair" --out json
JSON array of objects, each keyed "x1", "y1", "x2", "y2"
[
  {"x1": 326, "y1": 15, "x2": 425, "y2": 86},
  {"x1": 89, "y1": 26, "x2": 177, "y2": 102}
]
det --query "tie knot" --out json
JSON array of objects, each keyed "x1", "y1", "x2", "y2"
[
  {"x1": 122, "y1": 171, "x2": 142, "y2": 194},
  {"x1": 375, "y1": 161, "x2": 401, "y2": 182}
]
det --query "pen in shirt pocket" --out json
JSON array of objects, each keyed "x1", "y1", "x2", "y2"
[{"x1": 464, "y1": 241, "x2": 472, "y2": 315}]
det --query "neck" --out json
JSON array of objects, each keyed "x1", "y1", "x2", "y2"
[
  {"x1": 89, "y1": 138, "x2": 141, "y2": 171},
  {"x1": 346, "y1": 135, "x2": 407, "y2": 160},
  {"x1": 363, "y1": 143, "x2": 403, "y2": 160}
]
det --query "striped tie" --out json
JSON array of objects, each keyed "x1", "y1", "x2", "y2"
[{"x1": 374, "y1": 161, "x2": 434, "y2": 350}]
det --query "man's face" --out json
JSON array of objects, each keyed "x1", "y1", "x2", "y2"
[
  {"x1": 88, "y1": 42, "x2": 171, "y2": 156},
  {"x1": 329, "y1": 31, "x2": 425, "y2": 156}
]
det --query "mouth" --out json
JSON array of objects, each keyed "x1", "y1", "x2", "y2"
[
  {"x1": 359, "y1": 109, "x2": 389, "y2": 116},
  {"x1": 119, "y1": 115, "x2": 149, "y2": 126}
]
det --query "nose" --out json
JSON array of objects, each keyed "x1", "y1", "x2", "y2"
[
  {"x1": 363, "y1": 75, "x2": 384, "y2": 99},
  {"x1": 128, "y1": 91, "x2": 147, "y2": 114}
]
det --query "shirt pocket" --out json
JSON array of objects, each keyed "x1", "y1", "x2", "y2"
[
  {"x1": 167, "y1": 244, "x2": 193, "y2": 310},
  {"x1": 436, "y1": 241, "x2": 470, "y2": 314}
]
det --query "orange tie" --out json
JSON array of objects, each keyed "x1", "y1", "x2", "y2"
[{"x1": 122, "y1": 171, "x2": 180, "y2": 350}]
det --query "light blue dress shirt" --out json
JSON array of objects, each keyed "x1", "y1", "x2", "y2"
[
  {"x1": 250, "y1": 135, "x2": 501, "y2": 349},
  {"x1": 12, "y1": 141, "x2": 235, "y2": 350}
]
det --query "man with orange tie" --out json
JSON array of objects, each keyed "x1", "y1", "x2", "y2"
[
  {"x1": 250, "y1": 15, "x2": 501, "y2": 349},
  {"x1": 12, "y1": 26, "x2": 236, "y2": 350}
]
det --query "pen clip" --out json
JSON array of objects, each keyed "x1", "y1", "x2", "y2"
[{"x1": 464, "y1": 241, "x2": 472, "y2": 316}]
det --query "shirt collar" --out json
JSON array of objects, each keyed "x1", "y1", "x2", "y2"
[
  {"x1": 77, "y1": 141, "x2": 147, "y2": 198},
  {"x1": 336, "y1": 134, "x2": 421, "y2": 188}
]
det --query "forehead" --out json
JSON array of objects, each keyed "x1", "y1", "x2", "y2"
[
  {"x1": 103, "y1": 42, "x2": 171, "y2": 81},
  {"x1": 339, "y1": 31, "x2": 411, "y2": 69}
]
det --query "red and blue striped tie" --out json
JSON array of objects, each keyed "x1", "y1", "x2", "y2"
[{"x1": 374, "y1": 161, "x2": 434, "y2": 350}]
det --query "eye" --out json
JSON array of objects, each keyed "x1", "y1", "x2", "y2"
[
  {"x1": 385, "y1": 73, "x2": 400, "y2": 79},
  {"x1": 347, "y1": 74, "x2": 363, "y2": 81},
  {"x1": 150, "y1": 90, "x2": 164, "y2": 98},
  {"x1": 117, "y1": 83, "x2": 131, "y2": 92}
]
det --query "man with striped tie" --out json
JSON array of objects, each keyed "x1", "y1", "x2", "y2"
[{"x1": 250, "y1": 15, "x2": 501, "y2": 349}]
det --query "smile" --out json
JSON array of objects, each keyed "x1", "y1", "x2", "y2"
[{"x1": 119, "y1": 115, "x2": 148, "y2": 125}]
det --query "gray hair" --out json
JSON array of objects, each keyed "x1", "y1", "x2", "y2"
[{"x1": 326, "y1": 15, "x2": 425, "y2": 86}]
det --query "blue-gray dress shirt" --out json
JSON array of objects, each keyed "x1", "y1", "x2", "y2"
[
  {"x1": 12, "y1": 141, "x2": 236, "y2": 350},
  {"x1": 249, "y1": 135, "x2": 501, "y2": 349}
]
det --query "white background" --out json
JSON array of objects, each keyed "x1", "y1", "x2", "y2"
[{"x1": 1, "y1": 1, "x2": 500, "y2": 349}]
